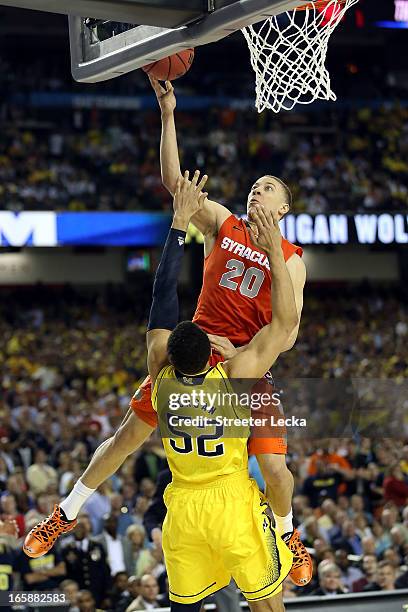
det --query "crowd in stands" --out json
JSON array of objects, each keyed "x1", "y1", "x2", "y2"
[
  {"x1": 1, "y1": 99, "x2": 407, "y2": 214},
  {"x1": 0, "y1": 283, "x2": 407, "y2": 610}
]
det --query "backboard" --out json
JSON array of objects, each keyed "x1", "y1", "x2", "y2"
[
  {"x1": 0, "y1": 0, "x2": 299, "y2": 82},
  {"x1": 70, "y1": 0, "x2": 301, "y2": 83},
  {"x1": 0, "y1": 0, "x2": 300, "y2": 83}
]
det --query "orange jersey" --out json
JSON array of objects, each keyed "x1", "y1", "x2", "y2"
[{"x1": 193, "y1": 215, "x2": 303, "y2": 346}]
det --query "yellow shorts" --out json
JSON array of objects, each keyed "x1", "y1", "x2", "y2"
[{"x1": 162, "y1": 471, "x2": 292, "y2": 604}]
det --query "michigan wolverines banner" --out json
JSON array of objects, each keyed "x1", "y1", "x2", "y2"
[{"x1": 0, "y1": 211, "x2": 407, "y2": 247}]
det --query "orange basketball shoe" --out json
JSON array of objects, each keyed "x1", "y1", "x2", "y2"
[
  {"x1": 23, "y1": 505, "x2": 77, "y2": 558},
  {"x1": 283, "y1": 529, "x2": 313, "y2": 586}
]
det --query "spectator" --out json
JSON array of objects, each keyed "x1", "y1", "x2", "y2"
[
  {"x1": 60, "y1": 579, "x2": 80, "y2": 610},
  {"x1": 390, "y1": 524, "x2": 408, "y2": 560},
  {"x1": 117, "y1": 576, "x2": 141, "y2": 612},
  {"x1": 143, "y1": 468, "x2": 170, "y2": 540},
  {"x1": 383, "y1": 465, "x2": 408, "y2": 507},
  {"x1": 0, "y1": 527, "x2": 18, "y2": 597},
  {"x1": 135, "y1": 541, "x2": 165, "y2": 581},
  {"x1": 335, "y1": 549, "x2": 364, "y2": 591},
  {"x1": 133, "y1": 496, "x2": 151, "y2": 527},
  {"x1": 93, "y1": 514, "x2": 127, "y2": 576},
  {"x1": 364, "y1": 560, "x2": 397, "y2": 592},
  {"x1": 16, "y1": 544, "x2": 66, "y2": 591},
  {"x1": 331, "y1": 520, "x2": 363, "y2": 556},
  {"x1": 395, "y1": 568, "x2": 408, "y2": 590},
  {"x1": 125, "y1": 574, "x2": 160, "y2": 612},
  {"x1": 76, "y1": 590, "x2": 103, "y2": 612},
  {"x1": 107, "y1": 571, "x2": 130, "y2": 608},
  {"x1": 317, "y1": 499, "x2": 337, "y2": 539},
  {"x1": 349, "y1": 494, "x2": 372, "y2": 524},
  {"x1": 0, "y1": 456, "x2": 10, "y2": 493},
  {"x1": 61, "y1": 516, "x2": 111, "y2": 606},
  {"x1": 298, "y1": 516, "x2": 326, "y2": 548},
  {"x1": 26, "y1": 449, "x2": 58, "y2": 496},
  {"x1": 361, "y1": 535, "x2": 377, "y2": 556},
  {"x1": 0, "y1": 493, "x2": 25, "y2": 537},
  {"x1": 372, "y1": 521, "x2": 391, "y2": 558},
  {"x1": 123, "y1": 524, "x2": 148, "y2": 576},
  {"x1": 302, "y1": 461, "x2": 344, "y2": 507},
  {"x1": 352, "y1": 554, "x2": 378, "y2": 592},
  {"x1": 134, "y1": 441, "x2": 166, "y2": 484},
  {"x1": 311, "y1": 562, "x2": 348, "y2": 596}
]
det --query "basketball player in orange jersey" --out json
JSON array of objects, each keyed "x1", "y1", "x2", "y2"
[
  {"x1": 24, "y1": 81, "x2": 311, "y2": 585},
  {"x1": 146, "y1": 77, "x2": 310, "y2": 585}
]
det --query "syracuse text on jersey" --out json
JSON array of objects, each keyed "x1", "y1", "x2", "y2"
[{"x1": 220, "y1": 237, "x2": 271, "y2": 270}]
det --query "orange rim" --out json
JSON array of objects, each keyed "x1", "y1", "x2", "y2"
[{"x1": 295, "y1": 0, "x2": 346, "y2": 10}]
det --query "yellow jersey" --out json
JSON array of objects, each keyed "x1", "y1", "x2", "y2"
[{"x1": 152, "y1": 363, "x2": 250, "y2": 486}]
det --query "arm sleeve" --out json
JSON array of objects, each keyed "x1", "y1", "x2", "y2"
[{"x1": 147, "y1": 228, "x2": 186, "y2": 331}]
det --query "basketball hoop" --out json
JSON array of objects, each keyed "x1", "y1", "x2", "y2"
[
  {"x1": 295, "y1": 0, "x2": 347, "y2": 9},
  {"x1": 242, "y1": 0, "x2": 359, "y2": 113}
]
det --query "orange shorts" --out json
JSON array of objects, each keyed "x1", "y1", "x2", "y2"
[{"x1": 130, "y1": 355, "x2": 287, "y2": 456}]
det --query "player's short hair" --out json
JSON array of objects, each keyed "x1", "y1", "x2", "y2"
[
  {"x1": 167, "y1": 321, "x2": 211, "y2": 375},
  {"x1": 266, "y1": 175, "x2": 292, "y2": 210}
]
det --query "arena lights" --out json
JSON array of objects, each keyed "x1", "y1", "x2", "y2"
[
  {"x1": 395, "y1": 0, "x2": 408, "y2": 20},
  {"x1": 376, "y1": 0, "x2": 408, "y2": 28}
]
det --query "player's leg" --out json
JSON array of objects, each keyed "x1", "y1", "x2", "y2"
[
  {"x1": 251, "y1": 446, "x2": 312, "y2": 588},
  {"x1": 248, "y1": 377, "x2": 296, "y2": 541},
  {"x1": 23, "y1": 385, "x2": 155, "y2": 558},
  {"x1": 163, "y1": 484, "x2": 230, "y2": 606},
  {"x1": 247, "y1": 592, "x2": 285, "y2": 612},
  {"x1": 256, "y1": 453, "x2": 294, "y2": 530},
  {"x1": 227, "y1": 480, "x2": 292, "y2": 609}
]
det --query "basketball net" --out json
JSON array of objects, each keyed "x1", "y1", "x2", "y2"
[{"x1": 242, "y1": 0, "x2": 359, "y2": 113}]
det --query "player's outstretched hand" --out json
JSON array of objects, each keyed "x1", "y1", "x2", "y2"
[
  {"x1": 149, "y1": 75, "x2": 176, "y2": 115},
  {"x1": 172, "y1": 170, "x2": 208, "y2": 227},
  {"x1": 208, "y1": 334, "x2": 237, "y2": 359},
  {"x1": 248, "y1": 205, "x2": 282, "y2": 255}
]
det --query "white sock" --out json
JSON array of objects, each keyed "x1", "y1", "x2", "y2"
[
  {"x1": 60, "y1": 480, "x2": 96, "y2": 521},
  {"x1": 273, "y1": 509, "x2": 293, "y2": 537}
]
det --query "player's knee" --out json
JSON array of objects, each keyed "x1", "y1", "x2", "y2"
[{"x1": 258, "y1": 455, "x2": 292, "y2": 487}]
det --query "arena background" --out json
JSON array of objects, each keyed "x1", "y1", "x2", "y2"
[{"x1": 0, "y1": 1, "x2": 408, "y2": 611}]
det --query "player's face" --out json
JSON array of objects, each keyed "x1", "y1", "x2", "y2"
[{"x1": 247, "y1": 176, "x2": 288, "y2": 218}]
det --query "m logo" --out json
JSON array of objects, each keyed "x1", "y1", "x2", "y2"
[{"x1": 0, "y1": 212, "x2": 57, "y2": 247}]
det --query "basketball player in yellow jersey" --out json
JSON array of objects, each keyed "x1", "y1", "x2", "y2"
[{"x1": 147, "y1": 170, "x2": 298, "y2": 612}]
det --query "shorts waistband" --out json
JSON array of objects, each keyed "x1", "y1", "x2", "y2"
[{"x1": 171, "y1": 469, "x2": 250, "y2": 490}]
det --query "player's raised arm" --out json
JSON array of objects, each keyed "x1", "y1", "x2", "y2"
[
  {"x1": 149, "y1": 76, "x2": 230, "y2": 237},
  {"x1": 149, "y1": 77, "x2": 180, "y2": 194},
  {"x1": 223, "y1": 206, "x2": 299, "y2": 381},
  {"x1": 282, "y1": 253, "x2": 306, "y2": 351},
  {"x1": 147, "y1": 170, "x2": 208, "y2": 383}
]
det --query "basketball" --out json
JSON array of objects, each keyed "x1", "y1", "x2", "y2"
[{"x1": 142, "y1": 49, "x2": 194, "y2": 81}]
